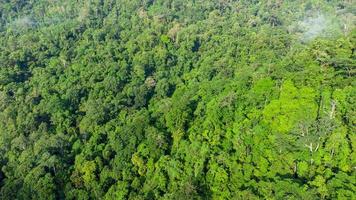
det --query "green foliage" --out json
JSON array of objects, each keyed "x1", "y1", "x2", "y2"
[
  {"x1": 263, "y1": 80, "x2": 318, "y2": 133},
  {"x1": 0, "y1": 0, "x2": 355, "y2": 199}
]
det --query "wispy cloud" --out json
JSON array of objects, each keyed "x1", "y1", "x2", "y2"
[{"x1": 298, "y1": 13, "x2": 330, "y2": 42}]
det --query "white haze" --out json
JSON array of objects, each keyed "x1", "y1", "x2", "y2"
[
  {"x1": 11, "y1": 16, "x2": 37, "y2": 29},
  {"x1": 299, "y1": 13, "x2": 330, "y2": 41}
]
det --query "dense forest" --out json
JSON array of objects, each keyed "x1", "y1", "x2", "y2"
[{"x1": 0, "y1": 0, "x2": 355, "y2": 199}]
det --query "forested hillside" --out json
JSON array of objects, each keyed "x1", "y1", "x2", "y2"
[{"x1": 0, "y1": 0, "x2": 355, "y2": 199}]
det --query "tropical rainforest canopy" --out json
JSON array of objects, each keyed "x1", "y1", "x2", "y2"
[{"x1": 0, "y1": 0, "x2": 355, "y2": 199}]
